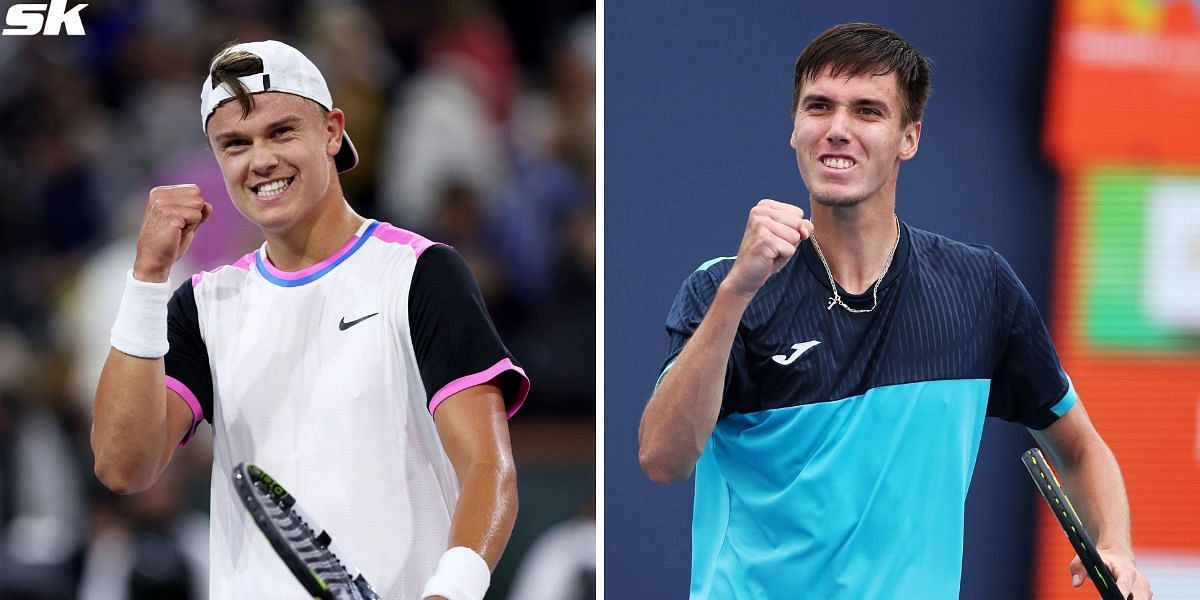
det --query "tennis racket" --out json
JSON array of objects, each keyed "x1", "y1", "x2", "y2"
[
  {"x1": 1022, "y1": 448, "x2": 1128, "y2": 600},
  {"x1": 232, "y1": 462, "x2": 380, "y2": 600}
]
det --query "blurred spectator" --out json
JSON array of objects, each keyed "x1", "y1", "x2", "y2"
[
  {"x1": 300, "y1": 2, "x2": 400, "y2": 211},
  {"x1": 77, "y1": 465, "x2": 208, "y2": 600},
  {"x1": 0, "y1": 326, "x2": 89, "y2": 598},
  {"x1": 378, "y1": 31, "x2": 510, "y2": 226},
  {"x1": 508, "y1": 506, "x2": 596, "y2": 600}
]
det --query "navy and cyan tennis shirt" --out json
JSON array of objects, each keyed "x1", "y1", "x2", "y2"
[{"x1": 658, "y1": 222, "x2": 1077, "y2": 599}]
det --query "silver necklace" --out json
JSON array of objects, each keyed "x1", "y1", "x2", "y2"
[{"x1": 809, "y1": 215, "x2": 900, "y2": 313}]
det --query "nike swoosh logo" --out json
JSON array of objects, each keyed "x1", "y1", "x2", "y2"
[
  {"x1": 772, "y1": 340, "x2": 821, "y2": 365},
  {"x1": 338, "y1": 312, "x2": 379, "y2": 331}
]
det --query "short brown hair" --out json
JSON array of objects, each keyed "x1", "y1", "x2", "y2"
[
  {"x1": 205, "y1": 43, "x2": 329, "y2": 129},
  {"x1": 791, "y1": 23, "x2": 932, "y2": 125},
  {"x1": 207, "y1": 45, "x2": 264, "y2": 124}
]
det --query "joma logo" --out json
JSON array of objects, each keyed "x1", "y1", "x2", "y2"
[{"x1": 3, "y1": 1, "x2": 87, "y2": 36}]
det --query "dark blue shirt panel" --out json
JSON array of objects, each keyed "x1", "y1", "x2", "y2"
[
  {"x1": 662, "y1": 223, "x2": 1069, "y2": 428},
  {"x1": 987, "y1": 251, "x2": 1071, "y2": 429},
  {"x1": 662, "y1": 260, "x2": 750, "y2": 407}
]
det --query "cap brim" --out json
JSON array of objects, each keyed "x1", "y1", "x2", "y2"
[{"x1": 334, "y1": 132, "x2": 358, "y2": 173}]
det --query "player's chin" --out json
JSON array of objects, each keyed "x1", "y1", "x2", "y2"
[
  {"x1": 255, "y1": 213, "x2": 296, "y2": 234},
  {"x1": 239, "y1": 202, "x2": 291, "y2": 232},
  {"x1": 811, "y1": 191, "x2": 868, "y2": 208}
]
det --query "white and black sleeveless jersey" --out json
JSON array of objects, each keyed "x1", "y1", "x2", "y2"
[{"x1": 163, "y1": 219, "x2": 529, "y2": 599}]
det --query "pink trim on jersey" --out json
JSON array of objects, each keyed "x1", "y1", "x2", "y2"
[
  {"x1": 165, "y1": 375, "x2": 204, "y2": 447},
  {"x1": 428, "y1": 358, "x2": 529, "y2": 420},
  {"x1": 259, "y1": 233, "x2": 362, "y2": 280},
  {"x1": 192, "y1": 251, "x2": 256, "y2": 288},
  {"x1": 370, "y1": 221, "x2": 439, "y2": 258},
  {"x1": 232, "y1": 252, "x2": 255, "y2": 270}
]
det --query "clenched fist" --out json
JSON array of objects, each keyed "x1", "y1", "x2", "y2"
[
  {"x1": 133, "y1": 185, "x2": 213, "y2": 283},
  {"x1": 724, "y1": 199, "x2": 814, "y2": 297}
]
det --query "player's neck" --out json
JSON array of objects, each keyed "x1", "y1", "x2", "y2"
[
  {"x1": 262, "y1": 191, "x2": 366, "y2": 273},
  {"x1": 809, "y1": 201, "x2": 899, "y2": 295}
]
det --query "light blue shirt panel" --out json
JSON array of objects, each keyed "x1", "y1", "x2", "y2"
[{"x1": 690, "y1": 379, "x2": 991, "y2": 599}]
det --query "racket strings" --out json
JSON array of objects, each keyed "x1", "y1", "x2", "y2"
[{"x1": 254, "y1": 481, "x2": 357, "y2": 587}]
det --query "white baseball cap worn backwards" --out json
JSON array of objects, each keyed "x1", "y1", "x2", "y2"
[{"x1": 200, "y1": 40, "x2": 359, "y2": 173}]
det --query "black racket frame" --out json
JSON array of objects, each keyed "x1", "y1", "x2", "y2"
[{"x1": 1022, "y1": 448, "x2": 1127, "y2": 600}]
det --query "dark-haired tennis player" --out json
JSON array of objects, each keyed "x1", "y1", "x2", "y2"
[
  {"x1": 639, "y1": 23, "x2": 1151, "y2": 599},
  {"x1": 91, "y1": 40, "x2": 527, "y2": 600}
]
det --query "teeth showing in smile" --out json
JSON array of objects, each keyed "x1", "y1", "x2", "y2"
[
  {"x1": 822, "y1": 157, "x2": 855, "y2": 169},
  {"x1": 254, "y1": 178, "x2": 292, "y2": 197}
]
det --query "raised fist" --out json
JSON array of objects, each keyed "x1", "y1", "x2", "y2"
[
  {"x1": 724, "y1": 199, "x2": 814, "y2": 296},
  {"x1": 133, "y1": 184, "x2": 213, "y2": 283}
]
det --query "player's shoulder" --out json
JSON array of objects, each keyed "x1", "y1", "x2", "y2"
[
  {"x1": 682, "y1": 255, "x2": 736, "y2": 293},
  {"x1": 364, "y1": 220, "x2": 442, "y2": 259},
  {"x1": 188, "y1": 250, "x2": 258, "y2": 291},
  {"x1": 662, "y1": 256, "x2": 735, "y2": 317},
  {"x1": 692, "y1": 255, "x2": 737, "y2": 279},
  {"x1": 907, "y1": 225, "x2": 1003, "y2": 273}
]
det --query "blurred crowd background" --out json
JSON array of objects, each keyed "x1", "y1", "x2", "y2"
[{"x1": 0, "y1": 0, "x2": 595, "y2": 598}]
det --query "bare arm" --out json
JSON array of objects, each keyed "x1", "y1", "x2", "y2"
[
  {"x1": 432, "y1": 382, "x2": 518, "y2": 569},
  {"x1": 638, "y1": 200, "x2": 813, "y2": 483},
  {"x1": 1030, "y1": 402, "x2": 1152, "y2": 598},
  {"x1": 91, "y1": 185, "x2": 211, "y2": 495},
  {"x1": 638, "y1": 282, "x2": 753, "y2": 483},
  {"x1": 92, "y1": 350, "x2": 194, "y2": 494}
]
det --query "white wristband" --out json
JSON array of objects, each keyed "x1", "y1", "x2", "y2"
[
  {"x1": 110, "y1": 270, "x2": 171, "y2": 358},
  {"x1": 422, "y1": 547, "x2": 490, "y2": 600}
]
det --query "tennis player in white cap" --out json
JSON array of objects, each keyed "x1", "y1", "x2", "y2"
[{"x1": 92, "y1": 40, "x2": 529, "y2": 600}]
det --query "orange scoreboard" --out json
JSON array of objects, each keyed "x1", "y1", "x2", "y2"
[{"x1": 1038, "y1": 1, "x2": 1200, "y2": 597}]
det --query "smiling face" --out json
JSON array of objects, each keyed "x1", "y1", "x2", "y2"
[
  {"x1": 789, "y1": 68, "x2": 921, "y2": 209},
  {"x1": 206, "y1": 92, "x2": 345, "y2": 234}
]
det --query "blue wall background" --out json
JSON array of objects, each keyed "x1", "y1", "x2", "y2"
[{"x1": 605, "y1": 2, "x2": 1060, "y2": 597}]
